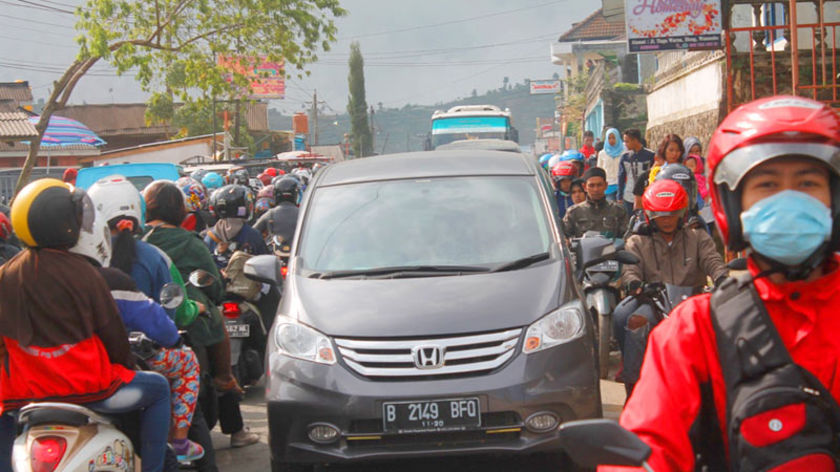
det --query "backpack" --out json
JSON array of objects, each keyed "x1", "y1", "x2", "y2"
[
  {"x1": 224, "y1": 250, "x2": 262, "y2": 301},
  {"x1": 706, "y1": 274, "x2": 840, "y2": 471}
]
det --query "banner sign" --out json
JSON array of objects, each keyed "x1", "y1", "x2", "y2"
[
  {"x1": 529, "y1": 79, "x2": 562, "y2": 95},
  {"x1": 625, "y1": 0, "x2": 723, "y2": 53},
  {"x1": 218, "y1": 56, "x2": 285, "y2": 99}
]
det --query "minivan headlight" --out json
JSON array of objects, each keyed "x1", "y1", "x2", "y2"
[
  {"x1": 274, "y1": 317, "x2": 336, "y2": 364},
  {"x1": 523, "y1": 303, "x2": 584, "y2": 354}
]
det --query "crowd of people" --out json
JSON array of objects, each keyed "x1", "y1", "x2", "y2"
[{"x1": 0, "y1": 162, "x2": 317, "y2": 471}]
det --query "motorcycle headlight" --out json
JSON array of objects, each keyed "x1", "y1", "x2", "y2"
[
  {"x1": 274, "y1": 317, "x2": 336, "y2": 365},
  {"x1": 523, "y1": 303, "x2": 585, "y2": 354}
]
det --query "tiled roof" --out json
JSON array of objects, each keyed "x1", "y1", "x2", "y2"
[
  {"x1": 0, "y1": 111, "x2": 38, "y2": 139},
  {"x1": 0, "y1": 141, "x2": 100, "y2": 153},
  {"x1": 557, "y1": 9, "x2": 625, "y2": 42},
  {"x1": 0, "y1": 82, "x2": 33, "y2": 103},
  {"x1": 59, "y1": 102, "x2": 270, "y2": 136}
]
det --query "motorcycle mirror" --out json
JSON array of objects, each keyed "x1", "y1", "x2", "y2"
[
  {"x1": 558, "y1": 419, "x2": 651, "y2": 468},
  {"x1": 189, "y1": 270, "x2": 216, "y2": 288},
  {"x1": 614, "y1": 250, "x2": 640, "y2": 265},
  {"x1": 244, "y1": 254, "x2": 282, "y2": 285},
  {"x1": 159, "y1": 283, "x2": 184, "y2": 310}
]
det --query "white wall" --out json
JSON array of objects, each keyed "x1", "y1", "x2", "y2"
[
  {"x1": 646, "y1": 60, "x2": 723, "y2": 129},
  {"x1": 94, "y1": 141, "x2": 212, "y2": 166}
]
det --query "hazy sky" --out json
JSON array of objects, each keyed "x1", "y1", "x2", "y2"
[{"x1": 0, "y1": 0, "x2": 597, "y2": 112}]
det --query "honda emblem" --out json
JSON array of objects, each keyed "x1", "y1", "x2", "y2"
[{"x1": 412, "y1": 345, "x2": 445, "y2": 369}]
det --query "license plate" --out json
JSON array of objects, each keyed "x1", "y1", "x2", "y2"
[
  {"x1": 383, "y1": 398, "x2": 480, "y2": 433},
  {"x1": 225, "y1": 322, "x2": 250, "y2": 338},
  {"x1": 588, "y1": 260, "x2": 619, "y2": 272}
]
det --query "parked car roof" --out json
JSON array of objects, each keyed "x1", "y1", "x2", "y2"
[{"x1": 317, "y1": 150, "x2": 535, "y2": 187}]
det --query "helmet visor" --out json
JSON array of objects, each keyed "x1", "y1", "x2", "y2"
[
  {"x1": 713, "y1": 142, "x2": 840, "y2": 190},
  {"x1": 646, "y1": 208, "x2": 687, "y2": 220}
]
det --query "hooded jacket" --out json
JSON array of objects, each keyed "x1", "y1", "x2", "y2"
[
  {"x1": 0, "y1": 249, "x2": 135, "y2": 412},
  {"x1": 622, "y1": 227, "x2": 727, "y2": 292},
  {"x1": 143, "y1": 225, "x2": 226, "y2": 347}
]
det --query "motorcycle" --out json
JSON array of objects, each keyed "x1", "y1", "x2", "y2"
[
  {"x1": 12, "y1": 284, "x2": 185, "y2": 472},
  {"x1": 572, "y1": 232, "x2": 640, "y2": 379},
  {"x1": 191, "y1": 265, "x2": 268, "y2": 389},
  {"x1": 614, "y1": 282, "x2": 698, "y2": 391}
]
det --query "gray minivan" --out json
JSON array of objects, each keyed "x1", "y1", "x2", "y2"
[{"x1": 265, "y1": 150, "x2": 601, "y2": 471}]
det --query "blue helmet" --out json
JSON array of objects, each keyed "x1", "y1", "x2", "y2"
[
  {"x1": 202, "y1": 172, "x2": 224, "y2": 190},
  {"x1": 561, "y1": 149, "x2": 585, "y2": 162},
  {"x1": 538, "y1": 153, "x2": 553, "y2": 169}
]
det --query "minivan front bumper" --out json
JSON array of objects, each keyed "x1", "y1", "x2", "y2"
[{"x1": 266, "y1": 333, "x2": 600, "y2": 465}]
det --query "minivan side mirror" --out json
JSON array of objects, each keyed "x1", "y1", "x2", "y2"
[
  {"x1": 244, "y1": 255, "x2": 282, "y2": 285},
  {"x1": 558, "y1": 419, "x2": 651, "y2": 468}
]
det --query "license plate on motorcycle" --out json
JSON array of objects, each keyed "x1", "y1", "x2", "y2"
[
  {"x1": 588, "y1": 260, "x2": 619, "y2": 272},
  {"x1": 225, "y1": 322, "x2": 250, "y2": 338},
  {"x1": 382, "y1": 398, "x2": 480, "y2": 433}
]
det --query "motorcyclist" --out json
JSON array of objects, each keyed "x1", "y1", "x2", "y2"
[
  {"x1": 254, "y1": 176, "x2": 301, "y2": 244},
  {"x1": 142, "y1": 181, "x2": 260, "y2": 449},
  {"x1": 607, "y1": 96, "x2": 840, "y2": 472},
  {"x1": 205, "y1": 184, "x2": 269, "y2": 265},
  {"x1": 551, "y1": 160, "x2": 577, "y2": 218},
  {"x1": 563, "y1": 167, "x2": 629, "y2": 239},
  {"x1": 68, "y1": 199, "x2": 205, "y2": 462},
  {"x1": 177, "y1": 177, "x2": 216, "y2": 234},
  {"x1": 0, "y1": 179, "x2": 170, "y2": 472},
  {"x1": 613, "y1": 179, "x2": 727, "y2": 396}
]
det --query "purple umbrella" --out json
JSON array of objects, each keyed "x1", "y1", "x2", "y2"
[{"x1": 26, "y1": 115, "x2": 106, "y2": 147}]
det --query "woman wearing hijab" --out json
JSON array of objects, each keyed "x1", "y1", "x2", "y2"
[
  {"x1": 682, "y1": 137, "x2": 703, "y2": 163},
  {"x1": 597, "y1": 128, "x2": 624, "y2": 201}
]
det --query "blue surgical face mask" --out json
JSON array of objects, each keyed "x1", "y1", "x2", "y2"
[{"x1": 741, "y1": 190, "x2": 833, "y2": 266}]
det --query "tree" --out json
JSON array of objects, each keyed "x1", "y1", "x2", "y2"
[
  {"x1": 347, "y1": 41, "x2": 372, "y2": 158},
  {"x1": 15, "y1": 0, "x2": 345, "y2": 194},
  {"x1": 169, "y1": 99, "x2": 254, "y2": 152}
]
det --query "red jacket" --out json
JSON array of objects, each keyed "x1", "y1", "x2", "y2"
[{"x1": 603, "y1": 255, "x2": 840, "y2": 471}]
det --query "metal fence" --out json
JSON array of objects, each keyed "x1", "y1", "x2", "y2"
[{"x1": 0, "y1": 167, "x2": 69, "y2": 204}]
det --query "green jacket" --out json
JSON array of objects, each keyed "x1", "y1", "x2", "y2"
[{"x1": 143, "y1": 226, "x2": 226, "y2": 347}]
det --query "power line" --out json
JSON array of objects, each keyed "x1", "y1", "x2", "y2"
[
  {"x1": 0, "y1": 33, "x2": 77, "y2": 48},
  {"x1": 337, "y1": 0, "x2": 563, "y2": 41},
  {"x1": 0, "y1": 21, "x2": 75, "y2": 36},
  {"x1": 328, "y1": 33, "x2": 558, "y2": 59},
  {"x1": 15, "y1": 0, "x2": 74, "y2": 14},
  {"x1": 0, "y1": 14, "x2": 76, "y2": 29}
]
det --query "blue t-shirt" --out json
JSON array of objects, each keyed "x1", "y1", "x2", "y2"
[{"x1": 128, "y1": 239, "x2": 174, "y2": 304}]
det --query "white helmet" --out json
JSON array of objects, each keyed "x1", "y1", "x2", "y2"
[
  {"x1": 69, "y1": 193, "x2": 112, "y2": 267},
  {"x1": 87, "y1": 175, "x2": 144, "y2": 231}
]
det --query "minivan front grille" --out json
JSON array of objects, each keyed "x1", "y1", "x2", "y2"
[{"x1": 334, "y1": 328, "x2": 522, "y2": 379}]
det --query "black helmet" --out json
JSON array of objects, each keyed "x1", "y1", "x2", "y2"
[
  {"x1": 231, "y1": 169, "x2": 250, "y2": 186},
  {"x1": 654, "y1": 164, "x2": 699, "y2": 212},
  {"x1": 11, "y1": 179, "x2": 92, "y2": 248},
  {"x1": 209, "y1": 184, "x2": 253, "y2": 219},
  {"x1": 273, "y1": 176, "x2": 301, "y2": 204}
]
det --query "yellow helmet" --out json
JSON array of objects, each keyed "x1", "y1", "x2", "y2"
[{"x1": 11, "y1": 178, "x2": 90, "y2": 248}]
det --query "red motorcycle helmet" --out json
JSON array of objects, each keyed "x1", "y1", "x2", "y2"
[
  {"x1": 707, "y1": 95, "x2": 840, "y2": 251},
  {"x1": 642, "y1": 179, "x2": 688, "y2": 225},
  {"x1": 551, "y1": 161, "x2": 577, "y2": 179},
  {"x1": 265, "y1": 167, "x2": 278, "y2": 177},
  {"x1": 0, "y1": 212, "x2": 10, "y2": 240}
]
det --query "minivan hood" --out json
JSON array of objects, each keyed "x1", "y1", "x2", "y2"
[{"x1": 289, "y1": 261, "x2": 570, "y2": 337}]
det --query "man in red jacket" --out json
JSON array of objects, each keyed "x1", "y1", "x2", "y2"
[{"x1": 609, "y1": 96, "x2": 840, "y2": 471}]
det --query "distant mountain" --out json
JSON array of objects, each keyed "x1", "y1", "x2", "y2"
[{"x1": 268, "y1": 80, "x2": 557, "y2": 155}]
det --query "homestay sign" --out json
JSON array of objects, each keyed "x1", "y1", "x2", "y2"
[{"x1": 625, "y1": 0, "x2": 723, "y2": 53}]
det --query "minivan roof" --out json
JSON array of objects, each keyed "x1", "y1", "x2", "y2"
[{"x1": 317, "y1": 150, "x2": 535, "y2": 186}]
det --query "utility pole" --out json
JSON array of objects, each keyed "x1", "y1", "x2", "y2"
[
  {"x1": 369, "y1": 105, "x2": 376, "y2": 154},
  {"x1": 306, "y1": 89, "x2": 327, "y2": 147}
]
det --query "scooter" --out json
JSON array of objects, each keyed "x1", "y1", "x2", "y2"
[
  {"x1": 190, "y1": 266, "x2": 268, "y2": 389},
  {"x1": 12, "y1": 284, "x2": 186, "y2": 472},
  {"x1": 614, "y1": 282, "x2": 697, "y2": 391},
  {"x1": 572, "y1": 232, "x2": 640, "y2": 379}
]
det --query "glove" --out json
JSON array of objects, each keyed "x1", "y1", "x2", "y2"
[{"x1": 626, "y1": 280, "x2": 643, "y2": 295}]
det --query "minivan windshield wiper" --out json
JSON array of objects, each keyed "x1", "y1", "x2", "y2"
[
  {"x1": 491, "y1": 252, "x2": 551, "y2": 273},
  {"x1": 310, "y1": 265, "x2": 492, "y2": 280}
]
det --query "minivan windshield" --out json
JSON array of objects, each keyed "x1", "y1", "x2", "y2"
[{"x1": 298, "y1": 176, "x2": 552, "y2": 274}]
